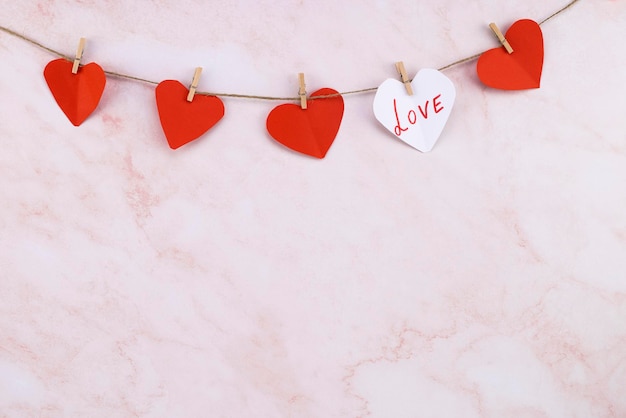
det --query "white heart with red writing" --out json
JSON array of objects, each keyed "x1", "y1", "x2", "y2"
[{"x1": 373, "y1": 68, "x2": 456, "y2": 152}]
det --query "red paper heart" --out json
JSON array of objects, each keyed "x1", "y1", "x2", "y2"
[
  {"x1": 43, "y1": 58, "x2": 106, "y2": 126},
  {"x1": 266, "y1": 88, "x2": 344, "y2": 159},
  {"x1": 155, "y1": 80, "x2": 225, "y2": 149},
  {"x1": 477, "y1": 19, "x2": 544, "y2": 90}
]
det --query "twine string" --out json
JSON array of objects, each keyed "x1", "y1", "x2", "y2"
[{"x1": 0, "y1": 0, "x2": 579, "y2": 102}]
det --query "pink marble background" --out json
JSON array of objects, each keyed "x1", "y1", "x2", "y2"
[{"x1": 1, "y1": 0, "x2": 625, "y2": 417}]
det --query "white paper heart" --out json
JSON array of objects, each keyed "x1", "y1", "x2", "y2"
[{"x1": 373, "y1": 68, "x2": 456, "y2": 152}]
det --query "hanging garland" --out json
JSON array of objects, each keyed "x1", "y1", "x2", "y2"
[{"x1": 0, "y1": 0, "x2": 580, "y2": 158}]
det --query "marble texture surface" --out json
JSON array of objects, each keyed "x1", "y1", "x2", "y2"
[{"x1": 1, "y1": 0, "x2": 625, "y2": 417}]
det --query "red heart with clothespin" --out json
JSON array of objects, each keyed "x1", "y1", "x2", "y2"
[
  {"x1": 477, "y1": 19, "x2": 544, "y2": 90},
  {"x1": 155, "y1": 80, "x2": 225, "y2": 149},
  {"x1": 266, "y1": 88, "x2": 344, "y2": 159},
  {"x1": 43, "y1": 58, "x2": 106, "y2": 126}
]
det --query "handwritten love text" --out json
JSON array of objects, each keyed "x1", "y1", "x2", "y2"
[{"x1": 393, "y1": 94, "x2": 444, "y2": 136}]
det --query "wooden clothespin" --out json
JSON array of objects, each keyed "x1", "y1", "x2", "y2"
[
  {"x1": 186, "y1": 67, "x2": 203, "y2": 102},
  {"x1": 298, "y1": 73, "x2": 307, "y2": 109},
  {"x1": 72, "y1": 38, "x2": 86, "y2": 74},
  {"x1": 395, "y1": 62, "x2": 413, "y2": 96},
  {"x1": 489, "y1": 23, "x2": 513, "y2": 54}
]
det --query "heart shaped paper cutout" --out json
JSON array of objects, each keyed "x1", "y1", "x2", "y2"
[
  {"x1": 373, "y1": 69, "x2": 456, "y2": 152},
  {"x1": 266, "y1": 88, "x2": 344, "y2": 159},
  {"x1": 155, "y1": 80, "x2": 225, "y2": 149},
  {"x1": 477, "y1": 19, "x2": 544, "y2": 90},
  {"x1": 43, "y1": 58, "x2": 106, "y2": 126}
]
